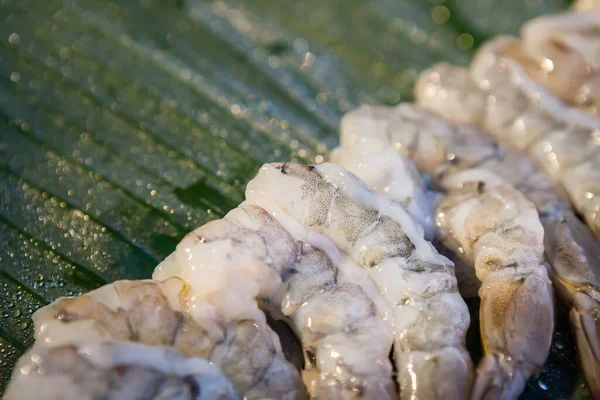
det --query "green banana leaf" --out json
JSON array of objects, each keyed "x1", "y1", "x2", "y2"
[{"x1": 0, "y1": 0, "x2": 590, "y2": 398}]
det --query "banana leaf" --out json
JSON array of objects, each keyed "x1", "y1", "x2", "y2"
[{"x1": 0, "y1": 0, "x2": 590, "y2": 398}]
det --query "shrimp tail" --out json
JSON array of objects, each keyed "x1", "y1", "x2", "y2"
[
  {"x1": 571, "y1": 291, "x2": 600, "y2": 399},
  {"x1": 474, "y1": 269, "x2": 554, "y2": 400},
  {"x1": 543, "y1": 212, "x2": 600, "y2": 397},
  {"x1": 470, "y1": 354, "x2": 529, "y2": 400}
]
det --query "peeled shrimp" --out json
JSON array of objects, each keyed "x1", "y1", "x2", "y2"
[
  {"x1": 245, "y1": 162, "x2": 473, "y2": 400},
  {"x1": 405, "y1": 85, "x2": 600, "y2": 396},
  {"x1": 329, "y1": 107, "x2": 435, "y2": 238},
  {"x1": 437, "y1": 173, "x2": 554, "y2": 399},
  {"x1": 414, "y1": 48, "x2": 600, "y2": 239},
  {"x1": 518, "y1": 10, "x2": 600, "y2": 116},
  {"x1": 336, "y1": 105, "x2": 557, "y2": 398},
  {"x1": 154, "y1": 203, "x2": 396, "y2": 399},
  {"x1": 472, "y1": 38, "x2": 600, "y2": 240},
  {"x1": 4, "y1": 340, "x2": 239, "y2": 400},
  {"x1": 13, "y1": 278, "x2": 305, "y2": 399}
]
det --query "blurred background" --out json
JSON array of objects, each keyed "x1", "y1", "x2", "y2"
[{"x1": 0, "y1": 0, "x2": 581, "y2": 397}]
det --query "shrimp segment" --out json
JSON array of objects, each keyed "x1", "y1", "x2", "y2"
[
  {"x1": 341, "y1": 104, "x2": 556, "y2": 398},
  {"x1": 155, "y1": 203, "x2": 396, "y2": 399},
  {"x1": 470, "y1": 37, "x2": 600, "y2": 238},
  {"x1": 18, "y1": 278, "x2": 305, "y2": 399},
  {"x1": 246, "y1": 163, "x2": 473, "y2": 400},
  {"x1": 519, "y1": 11, "x2": 600, "y2": 116},
  {"x1": 436, "y1": 176, "x2": 554, "y2": 400},
  {"x1": 4, "y1": 341, "x2": 239, "y2": 400},
  {"x1": 329, "y1": 106, "x2": 435, "y2": 238},
  {"x1": 415, "y1": 62, "x2": 600, "y2": 396}
]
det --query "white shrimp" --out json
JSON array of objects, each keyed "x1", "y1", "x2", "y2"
[
  {"x1": 245, "y1": 162, "x2": 473, "y2": 400},
  {"x1": 14, "y1": 278, "x2": 305, "y2": 400},
  {"x1": 4, "y1": 340, "x2": 239, "y2": 400},
  {"x1": 329, "y1": 106, "x2": 435, "y2": 239},
  {"x1": 418, "y1": 63, "x2": 600, "y2": 395},
  {"x1": 337, "y1": 103, "x2": 600, "y2": 398},
  {"x1": 473, "y1": 37, "x2": 600, "y2": 239},
  {"x1": 519, "y1": 10, "x2": 600, "y2": 116},
  {"x1": 414, "y1": 44, "x2": 600, "y2": 241},
  {"x1": 155, "y1": 203, "x2": 396, "y2": 399},
  {"x1": 436, "y1": 173, "x2": 554, "y2": 400}
]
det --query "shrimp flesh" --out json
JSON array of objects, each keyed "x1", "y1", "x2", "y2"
[
  {"x1": 13, "y1": 278, "x2": 305, "y2": 399},
  {"x1": 329, "y1": 106, "x2": 435, "y2": 239},
  {"x1": 4, "y1": 340, "x2": 239, "y2": 400},
  {"x1": 414, "y1": 50, "x2": 600, "y2": 244},
  {"x1": 155, "y1": 203, "x2": 396, "y2": 399},
  {"x1": 335, "y1": 104, "x2": 559, "y2": 398},
  {"x1": 245, "y1": 162, "x2": 473, "y2": 400},
  {"x1": 436, "y1": 173, "x2": 554, "y2": 400},
  {"x1": 519, "y1": 11, "x2": 600, "y2": 116},
  {"x1": 398, "y1": 90, "x2": 600, "y2": 395}
]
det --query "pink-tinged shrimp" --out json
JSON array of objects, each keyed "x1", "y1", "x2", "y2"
[
  {"x1": 19, "y1": 278, "x2": 305, "y2": 399},
  {"x1": 415, "y1": 60, "x2": 600, "y2": 396},
  {"x1": 335, "y1": 103, "x2": 600, "y2": 398},
  {"x1": 519, "y1": 11, "x2": 600, "y2": 116},
  {"x1": 155, "y1": 203, "x2": 396, "y2": 399},
  {"x1": 436, "y1": 173, "x2": 554, "y2": 400},
  {"x1": 471, "y1": 37, "x2": 600, "y2": 240},
  {"x1": 574, "y1": 0, "x2": 600, "y2": 10},
  {"x1": 4, "y1": 340, "x2": 239, "y2": 400},
  {"x1": 245, "y1": 162, "x2": 473, "y2": 400}
]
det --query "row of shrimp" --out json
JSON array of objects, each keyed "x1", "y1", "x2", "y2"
[
  {"x1": 410, "y1": 2, "x2": 600, "y2": 397},
  {"x1": 332, "y1": 105, "x2": 557, "y2": 399},
  {"x1": 7, "y1": 4, "x2": 600, "y2": 400},
  {"x1": 416, "y1": 0, "x2": 600, "y2": 241},
  {"x1": 5, "y1": 133, "x2": 472, "y2": 398},
  {"x1": 326, "y1": 4, "x2": 600, "y2": 398}
]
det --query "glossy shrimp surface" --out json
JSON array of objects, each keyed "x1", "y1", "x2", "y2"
[
  {"x1": 246, "y1": 162, "x2": 473, "y2": 400},
  {"x1": 329, "y1": 106, "x2": 435, "y2": 238},
  {"x1": 4, "y1": 341, "x2": 239, "y2": 400},
  {"x1": 519, "y1": 11, "x2": 600, "y2": 116},
  {"x1": 416, "y1": 61, "x2": 600, "y2": 395},
  {"x1": 155, "y1": 203, "x2": 396, "y2": 399},
  {"x1": 418, "y1": 38, "x2": 600, "y2": 240},
  {"x1": 337, "y1": 103, "x2": 600, "y2": 398},
  {"x1": 12, "y1": 278, "x2": 305, "y2": 400},
  {"x1": 437, "y1": 174, "x2": 554, "y2": 400}
]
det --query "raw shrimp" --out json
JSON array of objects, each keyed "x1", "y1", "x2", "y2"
[
  {"x1": 519, "y1": 11, "x2": 600, "y2": 116},
  {"x1": 23, "y1": 278, "x2": 305, "y2": 399},
  {"x1": 436, "y1": 173, "x2": 554, "y2": 400},
  {"x1": 155, "y1": 203, "x2": 396, "y2": 399},
  {"x1": 4, "y1": 340, "x2": 239, "y2": 400},
  {"x1": 414, "y1": 46, "x2": 600, "y2": 240},
  {"x1": 386, "y1": 99, "x2": 600, "y2": 397},
  {"x1": 246, "y1": 162, "x2": 473, "y2": 400},
  {"x1": 329, "y1": 107, "x2": 435, "y2": 239},
  {"x1": 472, "y1": 38, "x2": 600, "y2": 239},
  {"x1": 336, "y1": 105, "x2": 557, "y2": 398},
  {"x1": 574, "y1": 0, "x2": 600, "y2": 10}
]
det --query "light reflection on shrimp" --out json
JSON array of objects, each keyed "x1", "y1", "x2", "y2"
[
  {"x1": 415, "y1": 57, "x2": 600, "y2": 396},
  {"x1": 335, "y1": 104, "x2": 560, "y2": 399},
  {"x1": 155, "y1": 203, "x2": 396, "y2": 399},
  {"x1": 6, "y1": 278, "x2": 305, "y2": 400},
  {"x1": 245, "y1": 162, "x2": 473, "y2": 400}
]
